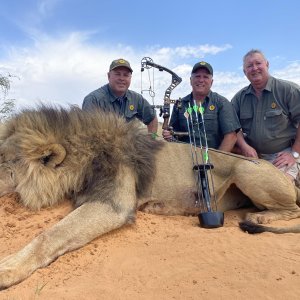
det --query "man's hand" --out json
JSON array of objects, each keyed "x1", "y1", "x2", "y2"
[
  {"x1": 273, "y1": 152, "x2": 296, "y2": 169},
  {"x1": 240, "y1": 144, "x2": 259, "y2": 158},
  {"x1": 162, "y1": 129, "x2": 173, "y2": 142}
]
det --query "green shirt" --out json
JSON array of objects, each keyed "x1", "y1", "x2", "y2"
[
  {"x1": 82, "y1": 84, "x2": 156, "y2": 125},
  {"x1": 232, "y1": 76, "x2": 300, "y2": 154},
  {"x1": 169, "y1": 91, "x2": 241, "y2": 149}
]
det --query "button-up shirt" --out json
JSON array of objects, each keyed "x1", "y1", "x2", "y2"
[
  {"x1": 82, "y1": 84, "x2": 156, "y2": 125},
  {"x1": 170, "y1": 91, "x2": 241, "y2": 149},
  {"x1": 232, "y1": 76, "x2": 300, "y2": 154}
]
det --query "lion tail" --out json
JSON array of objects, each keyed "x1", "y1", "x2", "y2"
[{"x1": 239, "y1": 220, "x2": 300, "y2": 234}]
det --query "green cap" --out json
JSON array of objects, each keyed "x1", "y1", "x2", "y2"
[
  {"x1": 192, "y1": 61, "x2": 213, "y2": 75},
  {"x1": 109, "y1": 58, "x2": 133, "y2": 73}
]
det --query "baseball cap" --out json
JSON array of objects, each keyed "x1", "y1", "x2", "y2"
[
  {"x1": 109, "y1": 58, "x2": 133, "y2": 73},
  {"x1": 191, "y1": 61, "x2": 213, "y2": 75}
]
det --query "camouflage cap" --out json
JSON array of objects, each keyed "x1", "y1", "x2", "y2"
[
  {"x1": 191, "y1": 61, "x2": 213, "y2": 75},
  {"x1": 109, "y1": 58, "x2": 133, "y2": 73}
]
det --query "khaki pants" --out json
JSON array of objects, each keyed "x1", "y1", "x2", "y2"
[{"x1": 259, "y1": 148, "x2": 299, "y2": 180}]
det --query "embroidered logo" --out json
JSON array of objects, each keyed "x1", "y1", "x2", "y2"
[
  {"x1": 118, "y1": 59, "x2": 126, "y2": 64},
  {"x1": 129, "y1": 104, "x2": 134, "y2": 111},
  {"x1": 209, "y1": 105, "x2": 215, "y2": 111},
  {"x1": 271, "y1": 102, "x2": 277, "y2": 109}
]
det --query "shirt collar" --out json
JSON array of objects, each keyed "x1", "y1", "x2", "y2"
[
  {"x1": 183, "y1": 91, "x2": 211, "y2": 103},
  {"x1": 107, "y1": 84, "x2": 128, "y2": 102},
  {"x1": 246, "y1": 76, "x2": 272, "y2": 95}
]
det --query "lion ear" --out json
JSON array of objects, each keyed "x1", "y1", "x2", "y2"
[{"x1": 39, "y1": 143, "x2": 66, "y2": 168}]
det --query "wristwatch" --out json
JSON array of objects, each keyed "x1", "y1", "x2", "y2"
[{"x1": 292, "y1": 151, "x2": 300, "y2": 159}]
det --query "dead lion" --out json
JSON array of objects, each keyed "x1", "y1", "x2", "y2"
[{"x1": 0, "y1": 106, "x2": 300, "y2": 289}]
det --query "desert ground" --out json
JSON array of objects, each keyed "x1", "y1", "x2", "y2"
[{"x1": 0, "y1": 194, "x2": 299, "y2": 300}]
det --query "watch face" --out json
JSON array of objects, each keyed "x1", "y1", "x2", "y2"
[{"x1": 293, "y1": 151, "x2": 300, "y2": 159}]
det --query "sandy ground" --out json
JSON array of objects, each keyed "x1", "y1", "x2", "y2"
[{"x1": 0, "y1": 194, "x2": 300, "y2": 300}]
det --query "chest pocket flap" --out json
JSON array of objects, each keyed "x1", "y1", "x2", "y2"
[{"x1": 265, "y1": 108, "x2": 283, "y2": 117}]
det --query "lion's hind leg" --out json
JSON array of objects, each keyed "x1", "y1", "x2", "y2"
[
  {"x1": 245, "y1": 207, "x2": 300, "y2": 224},
  {"x1": 233, "y1": 159, "x2": 300, "y2": 224}
]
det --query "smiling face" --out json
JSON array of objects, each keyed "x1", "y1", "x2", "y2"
[
  {"x1": 190, "y1": 68, "x2": 213, "y2": 101},
  {"x1": 243, "y1": 52, "x2": 269, "y2": 90},
  {"x1": 107, "y1": 66, "x2": 132, "y2": 97}
]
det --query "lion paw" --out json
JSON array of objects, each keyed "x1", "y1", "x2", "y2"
[
  {"x1": 140, "y1": 202, "x2": 166, "y2": 214},
  {"x1": 0, "y1": 253, "x2": 32, "y2": 289},
  {"x1": 245, "y1": 212, "x2": 272, "y2": 224}
]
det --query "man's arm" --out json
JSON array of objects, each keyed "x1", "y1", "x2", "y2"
[
  {"x1": 218, "y1": 132, "x2": 237, "y2": 152},
  {"x1": 147, "y1": 115, "x2": 158, "y2": 135},
  {"x1": 273, "y1": 125, "x2": 300, "y2": 169},
  {"x1": 234, "y1": 131, "x2": 258, "y2": 158}
]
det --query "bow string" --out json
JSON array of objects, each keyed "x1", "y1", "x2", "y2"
[{"x1": 141, "y1": 57, "x2": 182, "y2": 130}]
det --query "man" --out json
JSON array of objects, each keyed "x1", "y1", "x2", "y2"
[
  {"x1": 82, "y1": 58, "x2": 158, "y2": 137},
  {"x1": 163, "y1": 61, "x2": 240, "y2": 152},
  {"x1": 232, "y1": 49, "x2": 300, "y2": 182}
]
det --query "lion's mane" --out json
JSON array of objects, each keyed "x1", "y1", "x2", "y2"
[{"x1": 0, "y1": 105, "x2": 163, "y2": 210}]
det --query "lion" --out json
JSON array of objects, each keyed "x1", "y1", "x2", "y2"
[{"x1": 0, "y1": 106, "x2": 300, "y2": 289}]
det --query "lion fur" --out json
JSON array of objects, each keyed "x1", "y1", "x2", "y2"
[
  {"x1": 1, "y1": 106, "x2": 300, "y2": 289},
  {"x1": 0, "y1": 105, "x2": 163, "y2": 210}
]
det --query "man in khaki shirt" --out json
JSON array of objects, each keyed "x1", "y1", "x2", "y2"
[
  {"x1": 82, "y1": 58, "x2": 158, "y2": 138},
  {"x1": 163, "y1": 61, "x2": 240, "y2": 152},
  {"x1": 232, "y1": 49, "x2": 300, "y2": 182}
]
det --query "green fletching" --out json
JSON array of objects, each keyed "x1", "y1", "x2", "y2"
[
  {"x1": 203, "y1": 152, "x2": 209, "y2": 162},
  {"x1": 193, "y1": 105, "x2": 198, "y2": 112},
  {"x1": 187, "y1": 107, "x2": 193, "y2": 114},
  {"x1": 199, "y1": 106, "x2": 205, "y2": 114}
]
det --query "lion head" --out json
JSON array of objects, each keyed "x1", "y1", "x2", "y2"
[{"x1": 0, "y1": 105, "x2": 163, "y2": 210}]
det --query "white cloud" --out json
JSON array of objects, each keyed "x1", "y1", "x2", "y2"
[
  {"x1": 273, "y1": 62, "x2": 300, "y2": 85},
  {"x1": 38, "y1": 0, "x2": 61, "y2": 17},
  {"x1": 0, "y1": 33, "x2": 237, "y2": 111},
  {"x1": 141, "y1": 44, "x2": 232, "y2": 66},
  {"x1": 1, "y1": 32, "x2": 300, "y2": 120}
]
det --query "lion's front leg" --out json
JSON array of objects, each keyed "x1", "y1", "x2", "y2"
[
  {"x1": 0, "y1": 165, "x2": 137, "y2": 289},
  {"x1": 0, "y1": 199, "x2": 135, "y2": 289}
]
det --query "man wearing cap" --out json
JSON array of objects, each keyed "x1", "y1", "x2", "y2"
[
  {"x1": 82, "y1": 58, "x2": 158, "y2": 137},
  {"x1": 162, "y1": 61, "x2": 240, "y2": 152},
  {"x1": 232, "y1": 49, "x2": 300, "y2": 183}
]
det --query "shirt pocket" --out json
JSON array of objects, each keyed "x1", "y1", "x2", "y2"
[
  {"x1": 203, "y1": 113, "x2": 218, "y2": 133},
  {"x1": 240, "y1": 111, "x2": 253, "y2": 136},
  {"x1": 125, "y1": 107, "x2": 138, "y2": 121},
  {"x1": 264, "y1": 108, "x2": 288, "y2": 135}
]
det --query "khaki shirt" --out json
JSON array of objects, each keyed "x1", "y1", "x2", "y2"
[
  {"x1": 232, "y1": 76, "x2": 300, "y2": 154},
  {"x1": 82, "y1": 84, "x2": 156, "y2": 125},
  {"x1": 170, "y1": 91, "x2": 241, "y2": 149}
]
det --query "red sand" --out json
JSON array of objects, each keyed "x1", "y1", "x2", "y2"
[{"x1": 0, "y1": 194, "x2": 300, "y2": 299}]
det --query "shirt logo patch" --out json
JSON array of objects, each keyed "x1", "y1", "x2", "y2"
[
  {"x1": 209, "y1": 105, "x2": 215, "y2": 111},
  {"x1": 129, "y1": 104, "x2": 134, "y2": 111},
  {"x1": 271, "y1": 102, "x2": 277, "y2": 109}
]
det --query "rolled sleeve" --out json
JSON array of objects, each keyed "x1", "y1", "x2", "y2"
[{"x1": 218, "y1": 98, "x2": 241, "y2": 135}]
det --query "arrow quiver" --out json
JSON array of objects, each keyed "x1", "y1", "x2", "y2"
[{"x1": 185, "y1": 101, "x2": 224, "y2": 228}]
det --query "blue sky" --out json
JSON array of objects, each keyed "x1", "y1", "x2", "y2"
[{"x1": 1, "y1": 0, "x2": 300, "y2": 117}]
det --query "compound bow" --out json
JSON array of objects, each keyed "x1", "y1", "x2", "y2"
[{"x1": 141, "y1": 57, "x2": 182, "y2": 130}]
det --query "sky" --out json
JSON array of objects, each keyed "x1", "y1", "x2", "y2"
[{"x1": 1, "y1": 0, "x2": 300, "y2": 119}]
